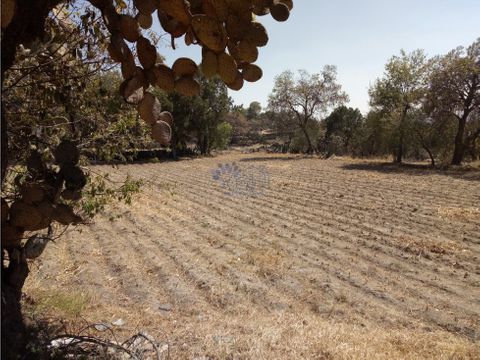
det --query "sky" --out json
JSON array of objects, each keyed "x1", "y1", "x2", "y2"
[{"x1": 154, "y1": 0, "x2": 480, "y2": 114}]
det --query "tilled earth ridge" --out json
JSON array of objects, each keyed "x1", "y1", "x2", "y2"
[{"x1": 26, "y1": 153, "x2": 480, "y2": 359}]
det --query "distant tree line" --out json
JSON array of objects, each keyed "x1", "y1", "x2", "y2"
[
  {"x1": 7, "y1": 30, "x2": 475, "y2": 165},
  {"x1": 230, "y1": 39, "x2": 479, "y2": 166}
]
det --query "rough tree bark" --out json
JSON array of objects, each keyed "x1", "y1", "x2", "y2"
[
  {"x1": 1, "y1": 104, "x2": 7, "y2": 184},
  {"x1": 395, "y1": 142, "x2": 404, "y2": 164},
  {"x1": 198, "y1": 132, "x2": 208, "y2": 155}
]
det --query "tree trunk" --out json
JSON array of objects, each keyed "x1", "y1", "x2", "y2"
[
  {"x1": 2, "y1": 251, "x2": 30, "y2": 359},
  {"x1": 64, "y1": 98, "x2": 78, "y2": 136},
  {"x1": 395, "y1": 141, "x2": 403, "y2": 164},
  {"x1": 394, "y1": 105, "x2": 409, "y2": 164},
  {"x1": 301, "y1": 126, "x2": 314, "y2": 154},
  {"x1": 344, "y1": 137, "x2": 350, "y2": 156},
  {"x1": 452, "y1": 116, "x2": 467, "y2": 165},
  {"x1": 198, "y1": 133, "x2": 208, "y2": 155},
  {"x1": 203, "y1": 134, "x2": 209, "y2": 155},
  {"x1": 171, "y1": 140, "x2": 178, "y2": 160},
  {"x1": 1, "y1": 104, "x2": 8, "y2": 185},
  {"x1": 414, "y1": 129, "x2": 435, "y2": 167},
  {"x1": 424, "y1": 145, "x2": 435, "y2": 167}
]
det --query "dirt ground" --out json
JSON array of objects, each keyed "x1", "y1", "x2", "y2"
[{"x1": 25, "y1": 152, "x2": 480, "y2": 359}]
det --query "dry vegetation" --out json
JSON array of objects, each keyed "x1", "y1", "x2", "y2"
[{"x1": 25, "y1": 152, "x2": 480, "y2": 359}]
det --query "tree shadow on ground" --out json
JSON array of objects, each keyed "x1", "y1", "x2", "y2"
[
  {"x1": 22, "y1": 320, "x2": 64, "y2": 360},
  {"x1": 341, "y1": 162, "x2": 480, "y2": 182},
  {"x1": 20, "y1": 314, "x2": 120, "y2": 359}
]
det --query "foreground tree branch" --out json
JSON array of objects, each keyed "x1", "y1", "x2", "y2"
[{"x1": 1, "y1": 0, "x2": 295, "y2": 358}]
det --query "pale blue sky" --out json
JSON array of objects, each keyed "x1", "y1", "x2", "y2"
[{"x1": 154, "y1": 1, "x2": 479, "y2": 114}]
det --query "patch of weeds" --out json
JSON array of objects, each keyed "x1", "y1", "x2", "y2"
[
  {"x1": 437, "y1": 206, "x2": 480, "y2": 221},
  {"x1": 26, "y1": 290, "x2": 90, "y2": 319}
]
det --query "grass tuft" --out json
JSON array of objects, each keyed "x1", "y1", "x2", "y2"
[{"x1": 26, "y1": 290, "x2": 90, "y2": 318}]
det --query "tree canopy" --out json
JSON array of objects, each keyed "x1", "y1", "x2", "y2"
[
  {"x1": 324, "y1": 106, "x2": 363, "y2": 156},
  {"x1": 369, "y1": 49, "x2": 430, "y2": 163},
  {"x1": 262, "y1": 40, "x2": 479, "y2": 163},
  {"x1": 167, "y1": 75, "x2": 232, "y2": 155},
  {"x1": 268, "y1": 68, "x2": 348, "y2": 153},
  {"x1": 427, "y1": 39, "x2": 480, "y2": 164}
]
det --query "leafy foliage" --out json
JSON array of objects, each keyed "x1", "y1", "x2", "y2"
[
  {"x1": 368, "y1": 50, "x2": 430, "y2": 163},
  {"x1": 80, "y1": 173, "x2": 142, "y2": 218},
  {"x1": 263, "y1": 40, "x2": 479, "y2": 164},
  {"x1": 268, "y1": 68, "x2": 348, "y2": 153},
  {"x1": 213, "y1": 122, "x2": 233, "y2": 150},
  {"x1": 427, "y1": 39, "x2": 480, "y2": 164},
  {"x1": 167, "y1": 76, "x2": 232, "y2": 155},
  {"x1": 323, "y1": 106, "x2": 364, "y2": 156}
]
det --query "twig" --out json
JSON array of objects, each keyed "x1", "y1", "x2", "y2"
[
  {"x1": 49, "y1": 334, "x2": 137, "y2": 358},
  {"x1": 123, "y1": 332, "x2": 163, "y2": 360},
  {"x1": 77, "y1": 322, "x2": 120, "y2": 348}
]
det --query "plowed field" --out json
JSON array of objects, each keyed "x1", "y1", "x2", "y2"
[{"x1": 26, "y1": 153, "x2": 480, "y2": 359}]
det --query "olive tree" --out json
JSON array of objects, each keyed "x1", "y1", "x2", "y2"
[
  {"x1": 323, "y1": 106, "x2": 364, "y2": 156},
  {"x1": 268, "y1": 68, "x2": 348, "y2": 153},
  {"x1": 369, "y1": 50, "x2": 430, "y2": 163},
  {"x1": 167, "y1": 76, "x2": 232, "y2": 155},
  {"x1": 427, "y1": 39, "x2": 480, "y2": 165}
]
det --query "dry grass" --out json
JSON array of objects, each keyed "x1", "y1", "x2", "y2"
[
  {"x1": 24, "y1": 288, "x2": 90, "y2": 319},
  {"x1": 243, "y1": 246, "x2": 290, "y2": 280},
  {"x1": 399, "y1": 235, "x2": 463, "y2": 256},
  {"x1": 438, "y1": 206, "x2": 480, "y2": 221},
  {"x1": 24, "y1": 153, "x2": 480, "y2": 359},
  {"x1": 181, "y1": 309, "x2": 480, "y2": 360}
]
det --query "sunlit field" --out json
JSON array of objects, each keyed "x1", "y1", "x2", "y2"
[{"x1": 26, "y1": 152, "x2": 480, "y2": 359}]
